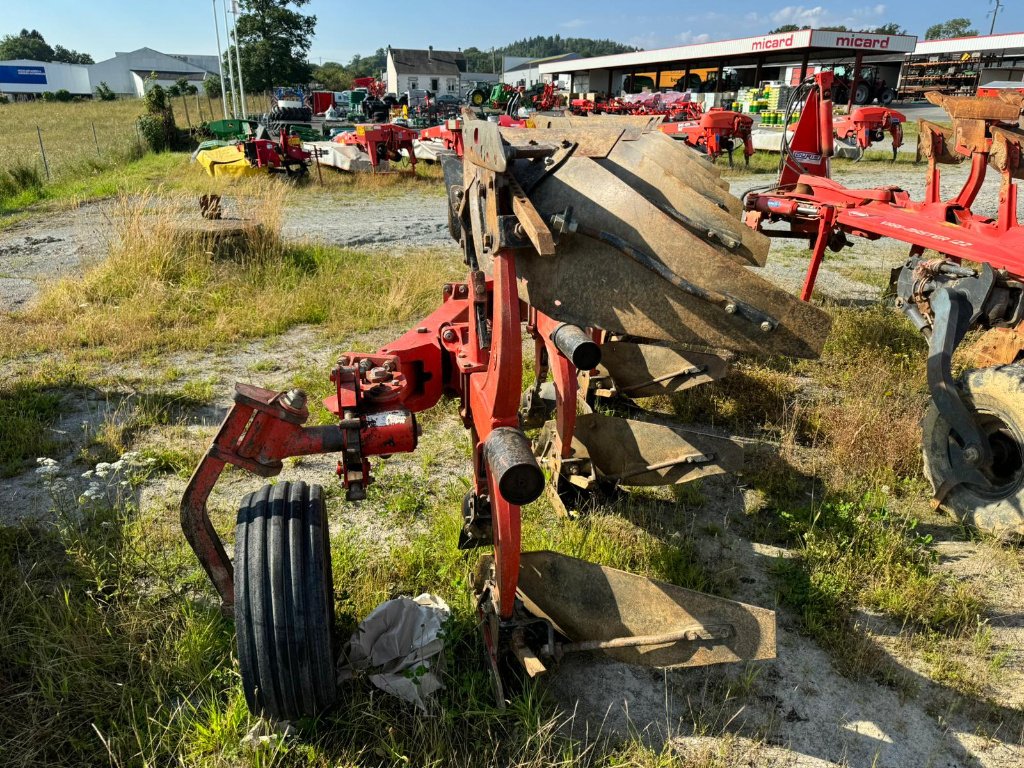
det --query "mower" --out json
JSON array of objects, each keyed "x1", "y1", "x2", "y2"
[
  {"x1": 239, "y1": 127, "x2": 312, "y2": 176},
  {"x1": 744, "y1": 72, "x2": 1024, "y2": 536},
  {"x1": 181, "y1": 114, "x2": 827, "y2": 720}
]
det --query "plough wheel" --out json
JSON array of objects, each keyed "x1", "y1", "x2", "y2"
[
  {"x1": 922, "y1": 364, "x2": 1024, "y2": 538},
  {"x1": 235, "y1": 481, "x2": 338, "y2": 720}
]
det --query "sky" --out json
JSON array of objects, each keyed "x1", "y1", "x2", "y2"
[{"x1": 5, "y1": 1, "x2": 1024, "y2": 65}]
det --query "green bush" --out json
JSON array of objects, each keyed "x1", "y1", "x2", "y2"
[
  {"x1": 54, "y1": 89, "x2": 72, "y2": 102},
  {"x1": 0, "y1": 95, "x2": 9, "y2": 105},
  {"x1": 94, "y1": 81, "x2": 116, "y2": 101},
  {"x1": 41, "y1": 91, "x2": 55, "y2": 102}
]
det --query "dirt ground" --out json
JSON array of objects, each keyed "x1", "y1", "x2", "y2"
[{"x1": 2, "y1": 155, "x2": 1022, "y2": 767}]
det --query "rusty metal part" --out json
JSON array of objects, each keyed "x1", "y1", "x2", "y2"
[
  {"x1": 516, "y1": 551, "x2": 775, "y2": 668},
  {"x1": 592, "y1": 341, "x2": 731, "y2": 397},
  {"x1": 989, "y1": 125, "x2": 1024, "y2": 180},
  {"x1": 965, "y1": 322, "x2": 1024, "y2": 367},
  {"x1": 551, "y1": 411, "x2": 743, "y2": 486},
  {"x1": 925, "y1": 91, "x2": 1022, "y2": 122},
  {"x1": 916, "y1": 120, "x2": 962, "y2": 165},
  {"x1": 514, "y1": 153, "x2": 830, "y2": 358}
]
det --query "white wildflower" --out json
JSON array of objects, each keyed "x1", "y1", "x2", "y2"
[
  {"x1": 36, "y1": 457, "x2": 58, "y2": 467},
  {"x1": 95, "y1": 462, "x2": 113, "y2": 478},
  {"x1": 35, "y1": 464, "x2": 61, "y2": 478},
  {"x1": 81, "y1": 470, "x2": 94, "y2": 479}
]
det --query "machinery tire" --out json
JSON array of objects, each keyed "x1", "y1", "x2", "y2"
[
  {"x1": 832, "y1": 85, "x2": 849, "y2": 105},
  {"x1": 922, "y1": 364, "x2": 1024, "y2": 538},
  {"x1": 235, "y1": 481, "x2": 338, "y2": 721},
  {"x1": 296, "y1": 107, "x2": 312, "y2": 122},
  {"x1": 878, "y1": 88, "x2": 895, "y2": 106},
  {"x1": 269, "y1": 108, "x2": 284, "y2": 122},
  {"x1": 470, "y1": 90, "x2": 485, "y2": 107},
  {"x1": 447, "y1": 194, "x2": 463, "y2": 242},
  {"x1": 853, "y1": 83, "x2": 871, "y2": 105}
]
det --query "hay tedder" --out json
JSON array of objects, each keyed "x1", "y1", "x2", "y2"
[
  {"x1": 745, "y1": 71, "x2": 1024, "y2": 535},
  {"x1": 181, "y1": 114, "x2": 830, "y2": 719}
]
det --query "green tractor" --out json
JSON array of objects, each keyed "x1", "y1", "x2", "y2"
[{"x1": 466, "y1": 80, "x2": 495, "y2": 108}]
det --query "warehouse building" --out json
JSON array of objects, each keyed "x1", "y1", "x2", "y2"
[
  {"x1": 900, "y1": 32, "x2": 1024, "y2": 98},
  {"x1": 0, "y1": 59, "x2": 91, "y2": 99},
  {"x1": 88, "y1": 48, "x2": 218, "y2": 97}
]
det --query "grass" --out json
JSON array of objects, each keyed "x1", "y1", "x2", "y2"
[
  {"x1": 0, "y1": 186, "x2": 458, "y2": 362},
  {"x1": 0, "y1": 383, "x2": 63, "y2": 477}
]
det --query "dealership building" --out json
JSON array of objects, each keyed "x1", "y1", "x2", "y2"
[{"x1": 539, "y1": 28, "x2": 1024, "y2": 99}]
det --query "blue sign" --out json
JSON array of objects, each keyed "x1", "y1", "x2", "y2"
[{"x1": 0, "y1": 65, "x2": 47, "y2": 85}]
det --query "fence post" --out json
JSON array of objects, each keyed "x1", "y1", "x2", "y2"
[
  {"x1": 136, "y1": 121, "x2": 144, "y2": 152},
  {"x1": 92, "y1": 122, "x2": 101, "y2": 157},
  {"x1": 36, "y1": 126, "x2": 50, "y2": 180}
]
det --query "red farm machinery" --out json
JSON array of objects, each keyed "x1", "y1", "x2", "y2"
[
  {"x1": 745, "y1": 71, "x2": 1024, "y2": 534},
  {"x1": 181, "y1": 114, "x2": 822, "y2": 720}
]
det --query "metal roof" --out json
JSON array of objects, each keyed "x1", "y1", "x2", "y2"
[
  {"x1": 538, "y1": 29, "x2": 917, "y2": 74},
  {"x1": 913, "y1": 32, "x2": 1024, "y2": 56}
]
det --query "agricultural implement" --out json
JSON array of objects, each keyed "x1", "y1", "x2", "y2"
[
  {"x1": 181, "y1": 115, "x2": 828, "y2": 720},
  {"x1": 333, "y1": 123, "x2": 419, "y2": 172},
  {"x1": 240, "y1": 128, "x2": 312, "y2": 176},
  {"x1": 745, "y1": 71, "x2": 1024, "y2": 535},
  {"x1": 660, "y1": 108, "x2": 755, "y2": 165},
  {"x1": 787, "y1": 105, "x2": 906, "y2": 161}
]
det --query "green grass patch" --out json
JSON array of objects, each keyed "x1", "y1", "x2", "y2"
[{"x1": 0, "y1": 384, "x2": 62, "y2": 476}]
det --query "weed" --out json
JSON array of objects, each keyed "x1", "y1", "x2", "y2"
[{"x1": 0, "y1": 384, "x2": 62, "y2": 476}]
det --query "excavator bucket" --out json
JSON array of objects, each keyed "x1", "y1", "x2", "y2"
[
  {"x1": 480, "y1": 122, "x2": 830, "y2": 359},
  {"x1": 516, "y1": 551, "x2": 775, "y2": 668}
]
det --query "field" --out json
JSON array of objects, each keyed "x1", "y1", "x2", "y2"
[{"x1": 0, "y1": 98, "x2": 1022, "y2": 768}]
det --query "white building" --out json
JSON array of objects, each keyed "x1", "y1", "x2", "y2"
[
  {"x1": 386, "y1": 46, "x2": 466, "y2": 96},
  {"x1": 88, "y1": 47, "x2": 218, "y2": 97},
  {"x1": 0, "y1": 59, "x2": 91, "y2": 98},
  {"x1": 503, "y1": 53, "x2": 581, "y2": 88}
]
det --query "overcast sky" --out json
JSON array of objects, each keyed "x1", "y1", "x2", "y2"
[{"x1": 7, "y1": 1, "x2": 1023, "y2": 64}]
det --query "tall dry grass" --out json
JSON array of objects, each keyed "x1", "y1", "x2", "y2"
[{"x1": 0, "y1": 184, "x2": 459, "y2": 359}]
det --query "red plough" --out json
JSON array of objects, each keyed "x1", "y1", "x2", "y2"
[
  {"x1": 745, "y1": 71, "x2": 1024, "y2": 534},
  {"x1": 660, "y1": 108, "x2": 755, "y2": 165},
  {"x1": 336, "y1": 123, "x2": 419, "y2": 172}
]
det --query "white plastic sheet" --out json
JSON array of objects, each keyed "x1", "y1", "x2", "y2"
[{"x1": 338, "y1": 593, "x2": 451, "y2": 711}]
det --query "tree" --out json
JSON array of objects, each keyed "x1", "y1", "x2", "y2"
[
  {"x1": 311, "y1": 61, "x2": 352, "y2": 91},
  {"x1": 51, "y1": 44, "x2": 93, "y2": 64},
  {"x1": 0, "y1": 29, "x2": 54, "y2": 61},
  {"x1": 870, "y1": 23, "x2": 907, "y2": 35},
  {"x1": 768, "y1": 25, "x2": 802, "y2": 34},
  {"x1": 231, "y1": 0, "x2": 316, "y2": 91},
  {"x1": 203, "y1": 74, "x2": 222, "y2": 98},
  {"x1": 925, "y1": 18, "x2": 977, "y2": 40}
]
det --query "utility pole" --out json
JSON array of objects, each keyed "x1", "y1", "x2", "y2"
[
  {"x1": 221, "y1": 0, "x2": 239, "y2": 117},
  {"x1": 211, "y1": 0, "x2": 228, "y2": 118},
  {"x1": 990, "y1": 0, "x2": 1004, "y2": 35},
  {"x1": 230, "y1": 0, "x2": 249, "y2": 119}
]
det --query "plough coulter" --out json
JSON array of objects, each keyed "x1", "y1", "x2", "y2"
[
  {"x1": 745, "y1": 72, "x2": 1024, "y2": 536},
  {"x1": 182, "y1": 114, "x2": 828, "y2": 719}
]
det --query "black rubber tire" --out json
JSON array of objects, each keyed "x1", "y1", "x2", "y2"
[
  {"x1": 878, "y1": 87, "x2": 895, "y2": 106},
  {"x1": 470, "y1": 90, "x2": 485, "y2": 107},
  {"x1": 296, "y1": 107, "x2": 312, "y2": 122},
  {"x1": 235, "y1": 481, "x2": 337, "y2": 721},
  {"x1": 853, "y1": 83, "x2": 871, "y2": 105},
  {"x1": 922, "y1": 364, "x2": 1024, "y2": 538}
]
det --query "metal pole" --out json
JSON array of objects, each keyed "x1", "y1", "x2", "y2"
[
  {"x1": 221, "y1": 0, "x2": 239, "y2": 118},
  {"x1": 92, "y1": 122, "x2": 100, "y2": 157},
  {"x1": 230, "y1": 0, "x2": 249, "y2": 119},
  {"x1": 211, "y1": 0, "x2": 229, "y2": 119},
  {"x1": 37, "y1": 126, "x2": 50, "y2": 180},
  {"x1": 990, "y1": 0, "x2": 1003, "y2": 35}
]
